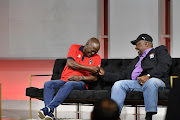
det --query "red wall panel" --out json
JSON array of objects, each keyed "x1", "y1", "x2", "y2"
[{"x1": 0, "y1": 60, "x2": 55, "y2": 100}]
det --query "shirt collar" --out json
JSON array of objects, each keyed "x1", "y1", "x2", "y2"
[
  {"x1": 79, "y1": 46, "x2": 84, "y2": 52},
  {"x1": 140, "y1": 48, "x2": 153, "y2": 57},
  {"x1": 79, "y1": 46, "x2": 87, "y2": 56}
]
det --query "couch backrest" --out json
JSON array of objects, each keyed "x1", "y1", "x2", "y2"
[
  {"x1": 51, "y1": 58, "x2": 180, "y2": 90},
  {"x1": 170, "y1": 58, "x2": 180, "y2": 76},
  {"x1": 88, "y1": 59, "x2": 133, "y2": 91},
  {"x1": 51, "y1": 59, "x2": 67, "y2": 80}
]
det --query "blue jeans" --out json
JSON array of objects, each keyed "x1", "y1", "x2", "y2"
[
  {"x1": 43, "y1": 80, "x2": 86, "y2": 111},
  {"x1": 111, "y1": 78, "x2": 166, "y2": 114}
]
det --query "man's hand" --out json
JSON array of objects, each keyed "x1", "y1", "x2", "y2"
[
  {"x1": 89, "y1": 66, "x2": 100, "y2": 74},
  {"x1": 68, "y1": 75, "x2": 82, "y2": 81},
  {"x1": 98, "y1": 67, "x2": 105, "y2": 76},
  {"x1": 137, "y1": 75, "x2": 150, "y2": 85}
]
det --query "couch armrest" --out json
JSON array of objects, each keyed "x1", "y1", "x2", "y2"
[
  {"x1": 170, "y1": 76, "x2": 179, "y2": 88},
  {"x1": 29, "y1": 74, "x2": 52, "y2": 87}
]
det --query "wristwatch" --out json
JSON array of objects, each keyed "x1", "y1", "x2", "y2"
[
  {"x1": 81, "y1": 76, "x2": 84, "y2": 80},
  {"x1": 147, "y1": 74, "x2": 151, "y2": 78}
]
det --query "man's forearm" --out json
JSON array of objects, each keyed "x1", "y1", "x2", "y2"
[
  {"x1": 67, "y1": 59, "x2": 91, "y2": 71},
  {"x1": 68, "y1": 75, "x2": 98, "y2": 82},
  {"x1": 82, "y1": 75, "x2": 98, "y2": 81},
  {"x1": 67, "y1": 59, "x2": 99, "y2": 73}
]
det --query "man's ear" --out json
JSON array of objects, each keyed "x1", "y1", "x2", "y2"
[
  {"x1": 145, "y1": 42, "x2": 149, "y2": 46},
  {"x1": 145, "y1": 42, "x2": 151, "y2": 47}
]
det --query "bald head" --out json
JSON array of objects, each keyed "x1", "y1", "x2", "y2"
[
  {"x1": 91, "y1": 99, "x2": 120, "y2": 120},
  {"x1": 83, "y1": 38, "x2": 100, "y2": 57},
  {"x1": 87, "y1": 37, "x2": 100, "y2": 48}
]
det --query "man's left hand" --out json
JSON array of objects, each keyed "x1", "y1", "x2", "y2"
[
  {"x1": 137, "y1": 75, "x2": 150, "y2": 85},
  {"x1": 98, "y1": 67, "x2": 105, "y2": 76},
  {"x1": 68, "y1": 75, "x2": 81, "y2": 81}
]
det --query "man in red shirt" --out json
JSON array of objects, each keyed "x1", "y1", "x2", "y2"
[{"x1": 38, "y1": 38, "x2": 101, "y2": 120}]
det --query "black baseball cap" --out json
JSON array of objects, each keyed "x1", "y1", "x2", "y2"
[{"x1": 131, "y1": 34, "x2": 153, "y2": 45}]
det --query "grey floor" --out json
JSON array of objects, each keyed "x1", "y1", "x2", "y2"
[
  {"x1": 1, "y1": 100, "x2": 167, "y2": 120},
  {"x1": 2, "y1": 109, "x2": 167, "y2": 120}
]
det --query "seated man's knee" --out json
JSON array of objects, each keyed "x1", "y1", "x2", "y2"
[
  {"x1": 44, "y1": 81, "x2": 52, "y2": 87},
  {"x1": 112, "y1": 81, "x2": 126, "y2": 91},
  {"x1": 65, "y1": 81, "x2": 73, "y2": 86},
  {"x1": 144, "y1": 78, "x2": 164, "y2": 88},
  {"x1": 64, "y1": 81, "x2": 77, "y2": 88}
]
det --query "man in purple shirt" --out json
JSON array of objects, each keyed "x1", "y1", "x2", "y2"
[
  {"x1": 99, "y1": 34, "x2": 172, "y2": 120},
  {"x1": 131, "y1": 47, "x2": 152, "y2": 81}
]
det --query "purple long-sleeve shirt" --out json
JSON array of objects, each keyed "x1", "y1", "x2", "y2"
[{"x1": 131, "y1": 48, "x2": 152, "y2": 80}]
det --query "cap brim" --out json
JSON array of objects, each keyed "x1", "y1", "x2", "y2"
[{"x1": 131, "y1": 40, "x2": 139, "y2": 45}]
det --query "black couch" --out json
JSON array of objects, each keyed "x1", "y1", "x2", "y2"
[{"x1": 26, "y1": 58, "x2": 180, "y2": 118}]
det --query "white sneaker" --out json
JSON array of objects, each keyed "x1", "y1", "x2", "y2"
[
  {"x1": 45, "y1": 112, "x2": 55, "y2": 120},
  {"x1": 38, "y1": 110, "x2": 45, "y2": 119}
]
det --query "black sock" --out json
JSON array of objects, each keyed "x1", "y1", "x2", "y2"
[
  {"x1": 145, "y1": 112, "x2": 156, "y2": 119},
  {"x1": 146, "y1": 112, "x2": 157, "y2": 120}
]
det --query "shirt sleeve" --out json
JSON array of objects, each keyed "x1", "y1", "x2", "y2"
[{"x1": 67, "y1": 44, "x2": 78, "y2": 61}]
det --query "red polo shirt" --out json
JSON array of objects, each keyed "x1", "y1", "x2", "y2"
[{"x1": 60, "y1": 44, "x2": 101, "y2": 82}]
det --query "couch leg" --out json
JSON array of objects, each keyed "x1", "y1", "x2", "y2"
[
  {"x1": 135, "y1": 106, "x2": 137, "y2": 120},
  {"x1": 29, "y1": 97, "x2": 32, "y2": 119},
  {"x1": 76, "y1": 103, "x2": 81, "y2": 119},
  {"x1": 134, "y1": 106, "x2": 140, "y2": 120}
]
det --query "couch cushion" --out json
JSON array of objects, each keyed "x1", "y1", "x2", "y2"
[
  {"x1": 26, "y1": 87, "x2": 169, "y2": 101},
  {"x1": 158, "y1": 89, "x2": 170, "y2": 100},
  {"x1": 126, "y1": 91, "x2": 144, "y2": 100},
  {"x1": 68, "y1": 90, "x2": 110, "y2": 100},
  {"x1": 26, "y1": 87, "x2": 110, "y2": 102},
  {"x1": 26, "y1": 87, "x2": 43, "y2": 98}
]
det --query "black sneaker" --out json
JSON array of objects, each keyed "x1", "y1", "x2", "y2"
[
  {"x1": 38, "y1": 107, "x2": 49, "y2": 119},
  {"x1": 45, "y1": 112, "x2": 56, "y2": 120},
  {"x1": 145, "y1": 118, "x2": 152, "y2": 120}
]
